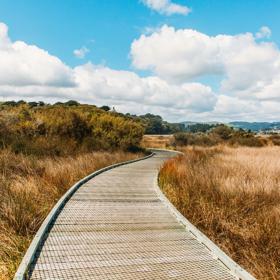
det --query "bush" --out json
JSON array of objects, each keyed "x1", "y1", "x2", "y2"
[
  {"x1": 211, "y1": 124, "x2": 233, "y2": 140},
  {"x1": 99, "y1": 105, "x2": 110, "y2": 111},
  {"x1": 3, "y1": 101, "x2": 17, "y2": 106},
  {"x1": 174, "y1": 132, "x2": 189, "y2": 146},
  {"x1": 174, "y1": 125, "x2": 268, "y2": 148},
  {"x1": 0, "y1": 102, "x2": 144, "y2": 156},
  {"x1": 174, "y1": 132, "x2": 217, "y2": 147},
  {"x1": 64, "y1": 100, "x2": 80, "y2": 106},
  {"x1": 269, "y1": 134, "x2": 280, "y2": 146},
  {"x1": 230, "y1": 135, "x2": 265, "y2": 147},
  {"x1": 159, "y1": 146, "x2": 280, "y2": 279}
]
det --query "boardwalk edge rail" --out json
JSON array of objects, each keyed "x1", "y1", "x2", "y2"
[
  {"x1": 152, "y1": 148, "x2": 256, "y2": 280},
  {"x1": 14, "y1": 152, "x2": 154, "y2": 280}
]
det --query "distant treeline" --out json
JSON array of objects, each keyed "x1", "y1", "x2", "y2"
[
  {"x1": 3, "y1": 100, "x2": 277, "y2": 154},
  {"x1": 184, "y1": 123, "x2": 219, "y2": 133},
  {"x1": 173, "y1": 124, "x2": 280, "y2": 147},
  {"x1": 0, "y1": 100, "x2": 144, "y2": 156},
  {"x1": 130, "y1": 113, "x2": 185, "y2": 135}
]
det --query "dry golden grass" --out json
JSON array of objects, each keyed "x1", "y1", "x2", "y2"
[
  {"x1": 141, "y1": 134, "x2": 174, "y2": 149},
  {"x1": 0, "y1": 150, "x2": 141, "y2": 280},
  {"x1": 159, "y1": 146, "x2": 280, "y2": 279}
]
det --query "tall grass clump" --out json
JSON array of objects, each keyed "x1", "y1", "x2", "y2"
[
  {"x1": 0, "y1": 149, "x2": 141, "y2": 279},
  {"x1": 159, "y1": 146, "x2": 280, "y2": 279},
  {"x1": 174, "y1": 125, "x2": 267, "y2": 147},
  {"x1": 0, "y1": 101, "x2": 147, "y2": 279},
  {"x1": 0, "y1": 102, "x2": 144, "y2": 156},
  {"x1": 141, "y1": 135, "x2": 174, "y2": 149}
]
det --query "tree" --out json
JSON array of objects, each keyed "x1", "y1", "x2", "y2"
[
  {"x1": 99, "y1": 105, "x2": 111, "y2": 111},
  {"x1": 28, "y1": 102, "x2": 38, "y2": 108},
  {"x1": 211, "y1": 125, "x2": 233, "y2": 140},
  {"x1": 17, "y1": 100, "x2": 26, "y2": 105},
  {"x1": 3, "y1": 101, "x2": 17, "y2": 106},
  {"x1": 64, "y1": 100, "x2": 80, "y2": 106}
]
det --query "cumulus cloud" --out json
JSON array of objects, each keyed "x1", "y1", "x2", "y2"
[
  {"x1": 0, "y1": 22, "x2": 215, "y2": 119},
  {"x1": 73, "y1": 46, "x2": 90, "y2": 59},
  {"x1": 0, "y1": 21, "x2": 279, "y2": 122},
  {"x1": 0, "y1": 63, "x2": 216, "y2": 118},
  {"x1": 141, "y1": 0, "x2": 191, "y2": 16},
  {"x1": 130, "y1": 25, "x2": 280, "y2": 120},
  {"x1": 131, "y1": 26, "x2": 224, "y2": 82},
  {"x1": 0, "y1": 23, "x2": 75, "y2": 87},
  {"x1": 74, "y1": 63, "x2": 216, "y2": 111},
  {"x1": 131, "y1": 25, "x2": 280, "y2": 102},
  {"x1": 131, "y1": 25, "x2": 279, "y2": 88},
  {"x1": 255, "y1": 26, "x2": 272, "y2": 39}
]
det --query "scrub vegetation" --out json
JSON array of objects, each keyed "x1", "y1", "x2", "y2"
[
  {"x1": 159, "y1": 146, "x2": 280, "y2": 279},
  {"x1": 0, "y1": 100, "x2": 144, "y2": 279},
  {"x1": 0, "y1": 100, "x2": 144, "y2": 155}
]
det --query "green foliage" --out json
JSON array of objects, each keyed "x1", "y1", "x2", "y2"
[
  {"x1": 64, "y1": 100, "x2": 80, "y2": 106},
  {"x1": 174, "y1": 125, "x2": 265, "y2": 147},
  {"x1": 211, "y1": 124, "x2": 233, "y2": 140},
  {"x1": 269, "y1": 134, "x2": 280, "y2": 146},
  {"x1": 99, "y1": 105, "x2": 111, "y2": 111},
  {"x1": 0, "y1": 101, "x2": 144, "y2": 155},
  {"x1": 138, "y1": 113, "x2": 184, "y2": 134},
  {"x1": 185, "y1": 123, "x2": 218, "y2": 133},
  {"x1": 3, "y1": 101, "x2": 17, "y2": 106},
  {"x1": 174, "y1": 132, "x2": 217, "y2": 147}
]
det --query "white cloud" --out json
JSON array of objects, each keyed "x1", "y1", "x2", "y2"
[
  {"x1": 255, "y1": 26, "x2": 272, "y2": 39},
  {"x1": 131, "y1": 25, "x2": 280, "y2": 103},
  {"x1": 131, "y1": 26, "x2": 224, "y2": 82},
  {"x1": 0, "y1": 23, "x2": 75, "y2": 87},
  {"x1": 130, "y1": 25, "x2": 280, "y2": 120},
  {"x1": 74, "y1": 63, "x2": 216, "y2": 112},
  {"x1": 141, "y1": 0, "x2": 191, "y2": 16},
  {"x1": 131, "y1": 25, "x2": 280, "y2": 89},
  {"x1": 73, "y1": 46, "x2": 89, "y2": 59},
  {"x1": 0, "y1": 22, "x2": 215, "y2": 119},
  {"x1": 0, "y1": 63, "x2": 216, "y2": 119},
  {"x1": 0, "y1": 22, "x2": 279, "y2": 122}
]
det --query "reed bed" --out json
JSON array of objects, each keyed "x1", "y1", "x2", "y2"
[
  {"x1": 0, "y1": 150, "x2": 140, "y2": 279},
  {"x1": 141, "y1": 134, "x2": 174, "y2": 149},
  {"x1": 159, "y1": 146, "x2": 280, "y2": 279}
]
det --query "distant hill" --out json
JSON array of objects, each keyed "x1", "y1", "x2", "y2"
[
  {"x1": 181, "y1": 121, "x2": 220, "y2": 127},
  {"x1": 229, "y1": 122, "x2": 280, "y2": 132},
  {"x1": 180, "y1": 121, "x2": 280, "y2": 132}
]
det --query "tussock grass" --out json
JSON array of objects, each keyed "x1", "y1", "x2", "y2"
[
  {"x1": 0, "y1": 150, "x2": 140, "y2": 279},
  {"x1": 141, "y1": 134, "x2": 174, "y2": 149},
  {"x1": 159, "y1": 146, "x2": 280, "y2": 279}
]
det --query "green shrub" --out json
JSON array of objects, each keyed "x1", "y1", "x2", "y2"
[
  {"x1": 174, "y1": 132, "x2": 217, "y2": 147},
  {"x1": 269, "y1": 134, "x2": 280, "y2": 146},
  {"x1": 64, "y1": 100, "x2": 80, "y2": 106},
  {"x1": 0, "y1": 102, "x2": 144, "y2": 156},
  {"x1": 211, "y1": 124, "x2": 233, "y2": 140}
]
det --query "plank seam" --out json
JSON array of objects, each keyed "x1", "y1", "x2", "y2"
[{"x1": 13, "y1": 152, "x2": 154, "y2": 280}]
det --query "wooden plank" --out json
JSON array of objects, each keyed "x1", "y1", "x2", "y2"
[{"x1": 15, "y1": 150, "x2": 254, "y2": 279}]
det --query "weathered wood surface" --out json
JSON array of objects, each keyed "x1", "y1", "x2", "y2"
[{"x1": 27, "y1": 150, "x2": 238, "y2": 279}]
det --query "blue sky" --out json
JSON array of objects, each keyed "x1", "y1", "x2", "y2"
[
  {"x1": 1, "y1": 0, "x2": 278, "y2": 70},
  {"x1": 0, "y1": 0, "x2": 279, "y2": 121}
]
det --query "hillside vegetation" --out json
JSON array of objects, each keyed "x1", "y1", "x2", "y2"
[
  {"x1": 0, "y1": 101, "x2": 144, "y2": 156},
  {"x1": 159, "y1": 146, "x2": 280, "y2": 279},
  {"x1": 0, "y1": 100, "x2": 145, "y2": 279},
  {"x1": 141, "y1": 125, "x2": 279, "y2": 149},
  {"x1": 174, "y1": 125, "x2": 268, "y2": 147}
]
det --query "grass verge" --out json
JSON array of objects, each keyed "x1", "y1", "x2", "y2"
[
  {"x1": 0, "y1": 150, "x2": 141, "y2": 280},
  {"x1": 159, "y1": 146, "x2": 280, "y2": 279}
]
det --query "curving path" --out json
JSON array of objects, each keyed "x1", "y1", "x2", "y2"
[{"x1": 15, "y1": 150, "x2": 254, "y2": 280}]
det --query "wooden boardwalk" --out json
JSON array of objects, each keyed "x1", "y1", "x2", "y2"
[{"x1": 16, "y1": 150, "x2": 254, "y2": 279}]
